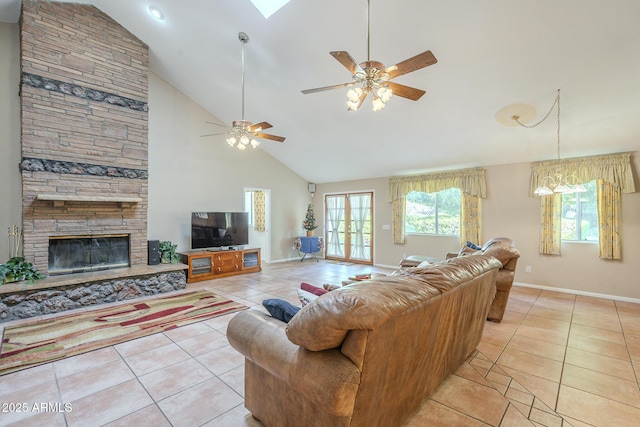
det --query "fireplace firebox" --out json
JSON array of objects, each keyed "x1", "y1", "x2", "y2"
[{"x1": 48, "y1": 235, "x2": 130, "y2": 275}]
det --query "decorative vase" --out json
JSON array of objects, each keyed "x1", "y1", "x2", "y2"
[{"x1": 306, "y1": 230, "x2": 313, "y2": 237}]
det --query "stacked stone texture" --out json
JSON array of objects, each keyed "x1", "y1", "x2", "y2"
[
  {"x1": 20, "y1": 0, "x2": 150, "y2": 273},
  {"x1": 0, "y1": 271, "x2": 187, "y2": 322}
]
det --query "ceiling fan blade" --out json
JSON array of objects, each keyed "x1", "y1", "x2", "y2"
[
  {"x1": 248, "y1": 121, "x2": 272, "y2": 132},
  {"x1": 385, "y1": 50, "x2": 437, "y2": 80},
  {"x1": 256, "y1": 132, "x2": 285, "y2": 143},
  {"x1": 301, "y1": 82, "x2": 355, "y2": 94},
  {"x1": 330, "y1": 51, "x2": 364, "y2": 75},
  {"x1": 205, "y1": 121, "x2": 229, "y2": 127},
  {"x1": 200, "y1": 132, "x2": 228, "y2": 137},
  {"x1": 386, "y1": 81, "x2": 426, "y2": 101}
]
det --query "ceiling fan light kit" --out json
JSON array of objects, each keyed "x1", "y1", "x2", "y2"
[
  {"x1": 302, "y1": 0, "x2": 437, "y2": 112},
  {"x1": 203, "y1": 32, "x2": 285, "y2": 150}
]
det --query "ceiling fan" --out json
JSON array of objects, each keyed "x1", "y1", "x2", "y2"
[
  {"x1": 202, "y1": 32, "x2": 285, "y2": 150},
  {"x1": 301, "y1": 0, "x2": 437, "y2": 111}
]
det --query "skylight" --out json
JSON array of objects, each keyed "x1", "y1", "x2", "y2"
[{"x1": 250, "y1": 0, "x2": 290, "y2": 18}]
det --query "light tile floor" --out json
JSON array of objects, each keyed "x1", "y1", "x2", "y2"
[{"x1": 1, "y1": 260, "x2": 639, "y2": 426}]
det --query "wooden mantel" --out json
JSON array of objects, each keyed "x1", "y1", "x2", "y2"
[{"x1": 36, "y1": 194, "x2": 143, "y2": 207}]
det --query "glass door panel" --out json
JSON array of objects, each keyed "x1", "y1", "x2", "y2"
[{"x1": 325, "y1": 192, "x2": 373, "y2": 264}]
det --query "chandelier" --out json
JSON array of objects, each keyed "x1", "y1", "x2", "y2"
[{"x1": 512, "y1": 89, "x2": 587, "y2": 196}]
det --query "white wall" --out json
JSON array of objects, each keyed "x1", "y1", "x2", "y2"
[
  {"x1": 147, "y1": 73, "x2": 311, "y2": 261},
  {"x1": 0, "y1": 23, "x2": 21, "y2": 263}
]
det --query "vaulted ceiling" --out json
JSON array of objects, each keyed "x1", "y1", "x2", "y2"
[{"x1": 2, "y1": 0, "x2": 639, "y2": 184}]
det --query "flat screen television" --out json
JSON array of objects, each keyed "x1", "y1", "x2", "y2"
[{"x1": 191, "y1": 212, "x2": 249, "y2": 249}]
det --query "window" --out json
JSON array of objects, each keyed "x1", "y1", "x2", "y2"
[
  {"x1": 405, "y1": 188, "x2": 461, "y2": 235},
  {"x1": 561, "y1": 180, "x2": 598, "y2": 242}
]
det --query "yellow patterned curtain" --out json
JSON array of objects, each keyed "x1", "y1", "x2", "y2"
[
  {"x1": 460, "y1": 193, "x2": 481, "y2": 246},
  {"x1": 530, "y1": 152, "x2": 635, "y2": 196},
  {"x1": 387, "y1": 168, "x2": 486, "y2": 244},
  {"x1": 392, "y1": 197, "x2": 406, "y2": 244},
  {"x1": 387, "y1": 167, "x2": 486, "y2": 201},
  {"x1": 253, "y1": 191, "x2": 266, "y2": 232},
  {"x1": 532, "y1": 152, "x2": 635, "y2": 257},
  {"x1": 596, "y1": 179, "x2": 621, "y2": 259},
  {"x1": 539, "y1": 193, "x2": 562, "y2": 255}
]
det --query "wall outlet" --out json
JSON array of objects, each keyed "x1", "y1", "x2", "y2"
[
  {"x1": 525, "y1": 265, "x2": 532, "y2": 273},
  {"x1": 382, "y1": 224, "x2": 391, "y2": 230}
]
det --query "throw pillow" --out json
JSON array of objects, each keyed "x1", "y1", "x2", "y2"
[
  {"x1": 466, "y1": 241, "x2": 482, "y2": 250},
  {"x1": 262, "y1": 299, "x2": 301, "y2": 323},
  {"x1": 297, "y1": 289, "x2": 317, "y2": 307},
  {"x1": 300, "y1": 282, "x2": 328, "y2": 296}
]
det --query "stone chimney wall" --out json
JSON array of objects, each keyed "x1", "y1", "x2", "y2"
[{"x1": 19, "y1": 0, "x2": 149, "y2": 274}]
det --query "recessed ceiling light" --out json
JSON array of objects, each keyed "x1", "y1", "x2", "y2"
[{"x1": 148, "y1": 5, "x2": 165, "y2": 21}]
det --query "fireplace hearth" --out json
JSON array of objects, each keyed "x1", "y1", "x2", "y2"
[{"x1": 48, "y1": 235, "x2": 130, "y2": 275}]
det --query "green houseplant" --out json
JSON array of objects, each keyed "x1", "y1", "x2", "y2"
[
  {"x1": 159, "y1": 241, "x2": 180, "y2": 263},
  {"x1": 302, "y1": 203, "x2": 318, "y2": 237},
  {"x1": 0, "y1": 257, "x2": 45, "y2": 284}
]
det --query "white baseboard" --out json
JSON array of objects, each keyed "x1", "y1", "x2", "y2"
[{"x1": 513, "y1": 281, "x2": 640, "y2": 305}]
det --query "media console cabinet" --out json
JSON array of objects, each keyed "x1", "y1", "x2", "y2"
[{"x1": 179, "y1": 248, "x2": 261, "y2": 283}]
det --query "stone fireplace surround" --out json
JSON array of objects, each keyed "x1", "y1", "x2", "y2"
[
  {"x1": 20, "y1": 1, "x2": 150, "y2": 276},
  {"x1": 1, "y1": 1, "x2": 189, "y2": 321}
]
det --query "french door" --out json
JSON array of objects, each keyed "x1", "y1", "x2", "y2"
[{"x1": 325, "y1": 192, "x2": 373, "y2": 264}]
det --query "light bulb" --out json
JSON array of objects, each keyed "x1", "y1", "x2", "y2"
[
  {"x1": 372, "y1": 97, "x2": 385, "y2": 112},
  {"x1": 572, "y1": 183, "x2": 587, "y2": 193},
  {"x1": 378, "y1": 85, "x2": 392, "y2": 103},
  {"x1": 534, "y1": 186, "x2": 553, "y2": 196},
  {"x1": 347, "y1": 100, "x2": 360, "y2": 111},
  {"x1": 226, "y1": 136, "x2": 236, "y2": 147},
  {"x1": 240, "y1": 134, "x2": 249, "y2": 145},
  {"x1": 250, "y1": 139, "x2": 259, "y2": 148},
  {"x1": 347, "y1": 87, "x2": 363, "y2": 103},
  {"x1": 237, "y1": 143, "x2": 247, "y2": 150},
  {"x1": 554, "y1": 184, "x2": 572, "y2": 193}
]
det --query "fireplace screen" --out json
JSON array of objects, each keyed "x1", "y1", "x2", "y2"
[{"x1": 48, "y1": 235, "x2": 130, "y2": 275}]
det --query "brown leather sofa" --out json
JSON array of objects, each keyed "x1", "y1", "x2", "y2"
[{"x1": 227, "y1": 255, "x2": 501, "y2": 427}]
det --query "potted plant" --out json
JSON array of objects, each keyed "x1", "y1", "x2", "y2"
[
  {"x1": 302, "y1": 203, "x2": 318, "y2": 237},
  {"x1": 0, "y1": 257, "x2": 45, "y2": 284},
  {"x1": 159, "y1": 241, "x2": 180, "y2": 263}
]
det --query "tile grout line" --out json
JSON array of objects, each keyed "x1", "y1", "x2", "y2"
[{"x1": 614, "y1": 299, "x2": 640, "y2": 391}]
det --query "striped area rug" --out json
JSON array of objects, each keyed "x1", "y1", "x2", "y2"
[{"x1": 0, "y1": 289, "x2": 247, "y2": 376}]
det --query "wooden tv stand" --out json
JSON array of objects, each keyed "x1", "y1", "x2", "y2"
[{"x1": 179, "y1": 248, "x2": 261, "y2": 283}]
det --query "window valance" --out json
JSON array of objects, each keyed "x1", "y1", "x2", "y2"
[
  {"x1": 387, "y1": 167, "x2": 486, "y2": 202},
  {"x1": 530, "y1": 152, "x2": 636, "y2": 196}
]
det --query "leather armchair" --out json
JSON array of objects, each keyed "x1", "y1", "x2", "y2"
[{"x1": 448, "y1": 238, "x2": 520, "y2": 322}]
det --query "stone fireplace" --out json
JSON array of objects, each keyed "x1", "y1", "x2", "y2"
[
  {"x1": 0, "y1": 1, "x2": 188, "y2": 322},
  {"x1": 19, "y1": 0, "x2": 150, "y2": 276}
]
